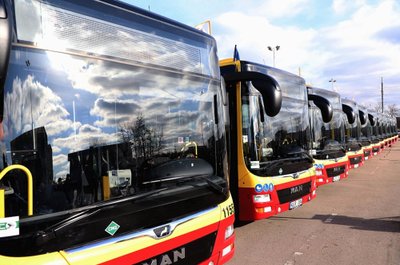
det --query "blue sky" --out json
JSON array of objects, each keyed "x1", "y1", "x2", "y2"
[{"x1": 123, "y1": 0, "x2": 400, "y2": 111}]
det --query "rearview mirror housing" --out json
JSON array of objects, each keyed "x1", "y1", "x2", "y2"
[
  {"x1": 308, "y1": 94, "x2": 333, "y2": 123},
  {"x1": 222, "y1": 71, "x2": 282, "y2": 117}
]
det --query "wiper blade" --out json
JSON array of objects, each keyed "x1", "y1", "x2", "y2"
[
  {"x1": 259, "y1": 159, "x2": 286, "y2": 168},
  {"x1": 142, "y1": 158, "x2": 213, "y2": 184},
  {"x1": 277, "y1": 145, "x2": 313, "y2": 161},
  {"x1": 283, "y1": 149, "x2": 313, "y2": 163},
  {"x1": 256, "y1": 158, "x2": 292, "y2": 174},
  {"x1": 295, "y1": 150, "x2": 313, "y2": 162},
  {"x1": 35, "y1": 188, "x2": 167, "y2": 243},
  {"x1": 317, "y1": 147, "x2": 345, "y2": 156},
  {"x1": 175, "y1": 174, "x2": 227, "y2": 195},
  {"x1": 255, "y1": 151, "x2": 313, "y2": 175},
  {"x1": 198, "y1": 176, "x2": 227, "y2": 195},
  {"x1": 82, "y1": 187, "x2": 168, "y2": 212}
]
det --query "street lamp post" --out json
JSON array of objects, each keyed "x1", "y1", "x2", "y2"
[
  {"x1": 381, "y1": 77, "x2": 384, "y2": 113},
  {"x1": 329, "y1": 78, "x2": 336, "y2": 90},
  {"x1": 267, "y1": 45, "x2": 280, "y2": 67}
]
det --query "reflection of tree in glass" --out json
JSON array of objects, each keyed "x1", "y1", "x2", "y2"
[{"x1": 120, "y1": 114, "x2": 163, "y2": 160}]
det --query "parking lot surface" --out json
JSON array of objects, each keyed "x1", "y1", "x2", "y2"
[{"x1": 229, "y1": 143, "x2": 400, "y2": 265}]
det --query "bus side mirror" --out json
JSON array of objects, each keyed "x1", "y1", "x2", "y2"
[
  {"x1": 251, "y1": 78, "x2": 281, "y2": 117},
  {"x1": 308, "y1": 94, "x2": 332, "y2": 123},
  {"x1": 359, "y1": 110, "x2": 367, "y2": 125},
  {"x1": 368, "y1": 114, "x2": 375, "y2": 126},
  {"x1": 222, "y1": 71, "x2": 282, "y2": 117},
  {"x1": 342, "y1": 104, "x2": 355, "y2": 124}
]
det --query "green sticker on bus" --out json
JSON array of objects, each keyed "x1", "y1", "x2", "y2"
[
  {"x1": 105, "y1": 221, "x2": 120, "y2": 236},
  {"x1": 0, "y1": 216, "x2": 20, "y2": 238}
]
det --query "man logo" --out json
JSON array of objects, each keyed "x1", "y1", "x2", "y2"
[
  {"x1": 154, "y1": 225, "x2": 172, "y2": 238},
  {"x1": 141, "y1": 248, "x2": 186, "y2": 265},
  {"x1": 290, "y1": 185, "x2": 303, "y2": 194}
]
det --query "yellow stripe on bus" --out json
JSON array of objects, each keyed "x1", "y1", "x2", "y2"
[
  {"x1": 0, "y1": 253, "x2": 68, "y2": 265},
  {"x1": 59, "y1": 198, "x2": 231, "y2": 265},
  {"x1": 238, "y1": 168, "x2": 315, "y2": 189}
]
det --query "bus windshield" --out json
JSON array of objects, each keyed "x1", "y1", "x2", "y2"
[
  {"x1": 311, "y1": 110, "x2": 346, "y2": 157},
  {"x1": 359, "y1": 106, "x2": 372, "y2": 146},
  {"x1": 240, "y1": 63, "x2": 312, "y2": 177},
  {"x1": 343, "y1": 99, "x2": 361, "y2": 151},
  {"x1": 0, "y1": 0, "x2": 228, "y2": 256},
  {"x1": 309, "y1": 88, "x2": 346, "y2": 159}
]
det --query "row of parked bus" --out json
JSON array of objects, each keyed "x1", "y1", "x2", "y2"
[
  {"x1": 220, "y1": 58, "x2": 398, "y2": 223},
  {"x1": 0, "y1": 0, "x2": 397, "y2": 264}
]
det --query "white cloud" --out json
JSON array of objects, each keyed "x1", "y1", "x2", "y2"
[
  {"x1": 52, "y1": 145, "x2": 62, "y2": 154},
  {"x1": 214, "y1": 10, "x2": 299, "y2": 63},
  {"x1": 79, "y1": 124, "x2": 102, "y2": 134},
  {"x1": 332, "y1": 0, "x2": 366, "y2": 15},
  {"x1": 52, "y1": 130, "x2": 121, "y2": 153},
  {"x1": 316, "y1": 0, "x2": 400, "y2": 104},
  {"x1": 214, "y1": 11, "x2": 327, "y2": 82},
  {"x1": 327, "y1": 1, "x2": 399, "y2": 43},
  {"x1": 49, "y1": 128, "x2": 120, "y2": 178},
  {"x1": 53, "y1": 154, "x2": 68, "y2": 167},
  {"x1": 253, "y1": 0, "x2": 310, "y2": 18},
  {"x1": 213, "y1": 0, "x2": 400, "y2": 107},
  {"x1": 4, "y1": 75, "x2": 73, "y2": 138}
]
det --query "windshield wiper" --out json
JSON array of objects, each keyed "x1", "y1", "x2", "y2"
[
  {"x1": 197, "y1": 175, "x2": 227, "y2": 194},
  {"x1": 255, "y1": 158, "x2": 295, "y2": 174},
  {"x1": 254, "y1": 150, "x2": 313, "y2": 176},
  {"x1": 276, "y1": 145, "x2": 313, "y2": 161},
  {"x1": 292, "y1": 150, "x2": 313, "y2": 162},
  {"x1": 280, "y1": 148, "x2": 313, "y2": 163},
  {"x1": 35, "y1": 188, "x2": 168, "y2": 244},
  {"x1": 173, "y1": 174, "x2": 227, "y2": 195},
  {"x1": 317, "y1": 147, "x2": 346, "y2": 156}
]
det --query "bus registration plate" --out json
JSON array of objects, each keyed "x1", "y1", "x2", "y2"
[
  {"x1": 289, "y1": 198, "x2": 302, "y2": 210},
  {"x1": 332, "y1": 175, "x2": 340, "y2": 182}
]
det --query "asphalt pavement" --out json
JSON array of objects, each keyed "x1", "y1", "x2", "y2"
[{"x1": 228, "y1": 142, "x2": 400, "y2": 265}]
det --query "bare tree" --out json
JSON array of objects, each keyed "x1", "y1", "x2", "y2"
[
  {"x1": 386, "y1": 104, "x2": 400, "y2": 117},
  {"x1": 372, "y1": 102, "x2": 382, "y2": 113},
  {"x1": 120, "y1": 114, "x2": 163, "y2": 160}
]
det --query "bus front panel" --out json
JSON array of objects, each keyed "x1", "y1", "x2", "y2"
[{"x1": 0, "y1": 0, "x2": 234, "y2": 263}]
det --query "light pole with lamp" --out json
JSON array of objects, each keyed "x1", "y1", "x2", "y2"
[
  {"x1": 329, "y1": 78, "x2": 336, "y2": 90},
  {"x1": 267, "y1": 45, "x2": 280, "y2": 67}
]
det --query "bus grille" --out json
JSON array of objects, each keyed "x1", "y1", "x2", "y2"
[
  {"x1": 349, "y1": 156, "x2": 362, "y2": 165},
  {"x1": 136, "y1": 232, "x2": 216, "y2": 265},
  {"x1": 326, "y1": 166, "x2": 345, "y2": 177},
  {"x1": 277, "y1": 182, "x2": 311, "y2": 204},
  {"x1": 364, "y1": 150, "x2": 371, "y2": 157},
  {"x1": 372, "y1": 147, "x2": 379, "y2": 152}
]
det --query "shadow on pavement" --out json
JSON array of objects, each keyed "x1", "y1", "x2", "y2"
[
  {"x1": 313, "y1": 214, "x2": 400, "y2": 233},
  {"x1": 312, "y1": 215, "x2": 400, "y2": 233},
  {"x1": 271, "y1": 215, "x2": 400, "y2": 233}
]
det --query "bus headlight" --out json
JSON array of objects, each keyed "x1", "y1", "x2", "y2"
[
  {"x1": 253, "y1": 194, "x2": 271, "y2": 203},
  {"x1": 224, "y1": 224, "x2": 234, "y2": 240},
  {"x1": 222, "y1": 244, "x2": 233, "y2": 257}
]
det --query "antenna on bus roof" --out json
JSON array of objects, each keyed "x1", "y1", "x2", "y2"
[
  {"x1": 233, "y1": 45, "x2": 240, "y2": 61},
  {"x1": 195, "y1": 20, "x2": 212, "y2": 35}
]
